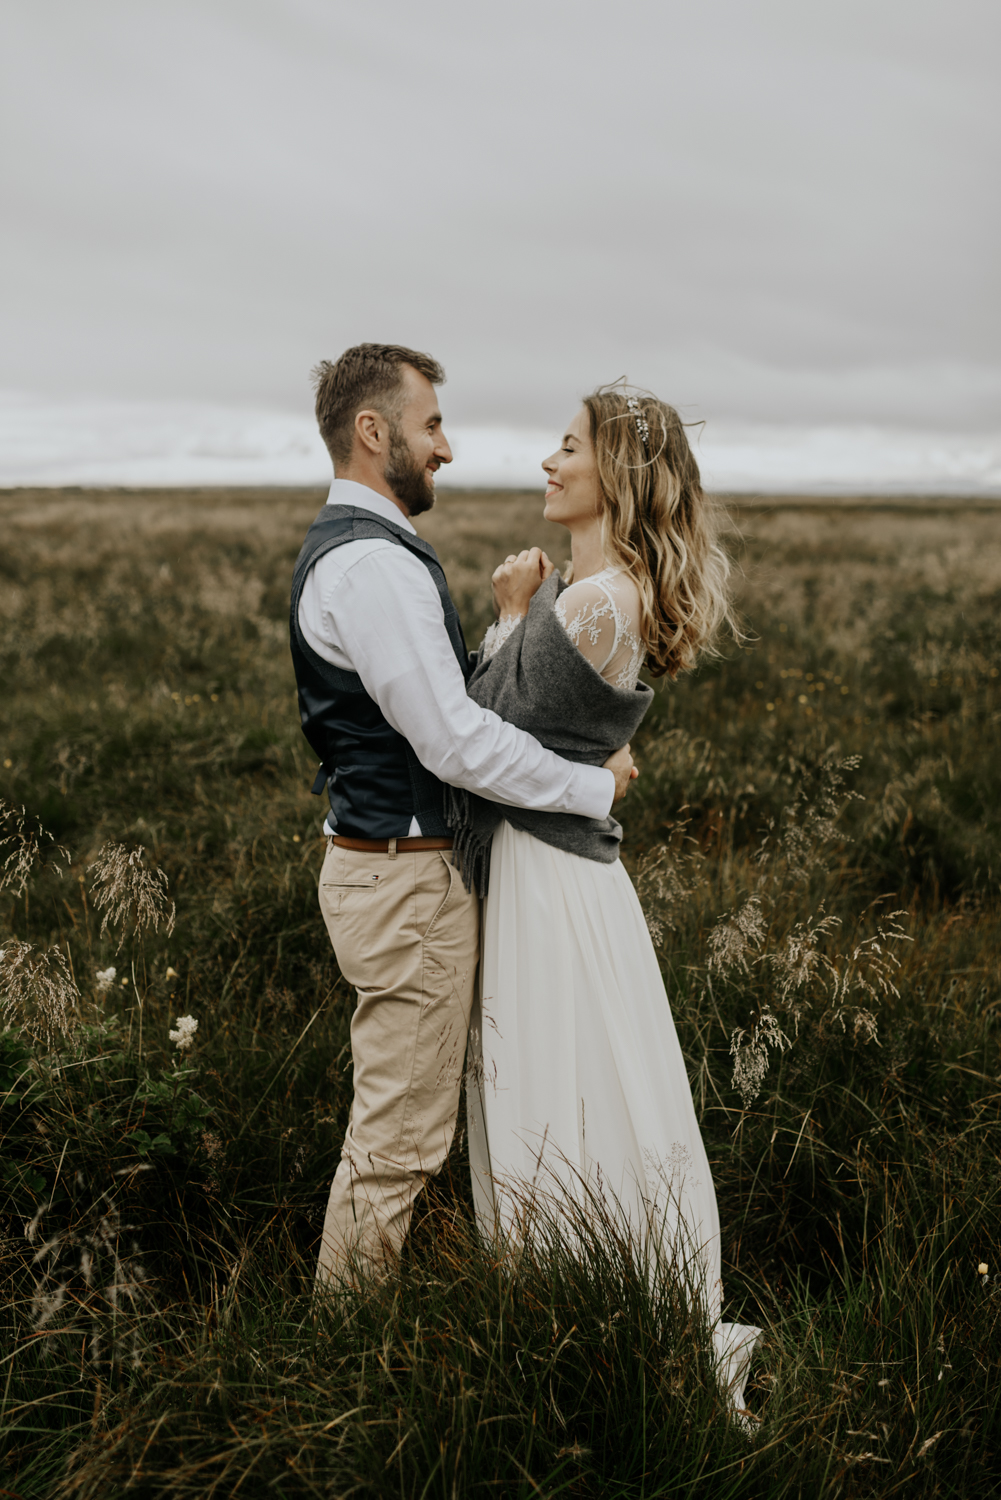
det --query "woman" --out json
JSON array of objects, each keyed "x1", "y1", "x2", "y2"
[{"x1": 448, "y1": 386, "x2": 759, "y2": 1411}]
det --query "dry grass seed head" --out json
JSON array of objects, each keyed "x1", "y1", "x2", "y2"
[
  {"x1": 0, "y1": 800, "x2": 70, "y2": 899},
  {"x1": 769, "y1": 909, "x2": 843, "y2": 1009},
  {"x1": 636, "y1": 829, "x2": 708, "y2": 945},
  {"x1": 826, "y1": 912, "x2": 910, "y2": 1009},
  {"x1": 724, "y1": 907, "x2": 907, "y2": 1107},
  {"x1": 707, "y1": 896, "x2": 767, "y2": 976},
  {"x1": 0, "y1": 938, "x2": 79, "y2": 1044},
  {"x1": 88, "y1": 842, "x2": 176, "y2": 947},
  {"x1": 729, "y1": 1011, "x2": 792, "y2": 1109},
  {"x1": 755, "y1": 753, "x2": 864, "y2": 882},
  {"x1": 27, "y1": 1186, "x2": 156, "y2": 1368}
]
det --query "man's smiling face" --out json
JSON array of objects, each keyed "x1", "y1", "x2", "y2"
[{"x1": 384, "y1": 364, "x2": 453, "y2": 516}]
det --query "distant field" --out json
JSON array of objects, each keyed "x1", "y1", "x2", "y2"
[{"x1": 1, "y1": 487, "x2": 999, "y2": 1497}]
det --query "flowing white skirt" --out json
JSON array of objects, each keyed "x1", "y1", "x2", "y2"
[{"x1": 466, "y1": 820, "x2": 761, "y2": 1411}]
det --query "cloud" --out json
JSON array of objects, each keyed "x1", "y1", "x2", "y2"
[
  {"x1": 3, "y1": 389, "x2": 998, "y2": 494},
  {"x1": 1, "y1": 0, "x2": 998, "y2": 427}
]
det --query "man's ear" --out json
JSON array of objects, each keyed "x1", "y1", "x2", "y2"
[{"x1": 354, "y1": 408, "x2": 384, "y2": 458}]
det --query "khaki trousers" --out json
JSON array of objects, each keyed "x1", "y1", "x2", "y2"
[{"x1": 315, "y1": 839, "x2": 479, "y2": 1286}]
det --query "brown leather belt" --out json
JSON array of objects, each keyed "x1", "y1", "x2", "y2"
[{"x1": 331, "y1": 835, "x2": 454, "y2": 853}]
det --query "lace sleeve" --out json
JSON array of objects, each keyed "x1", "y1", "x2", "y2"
[
  {"x1": 481, "y1": 613, "x2": 523, "y2": 661},
  {"x1": 554, "y1": 581, "x2": 618, "y2": 674}
]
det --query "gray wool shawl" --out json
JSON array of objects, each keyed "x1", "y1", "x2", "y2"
[{"x1": 444, "y1": 572, "x2": 654, "y2": 896}]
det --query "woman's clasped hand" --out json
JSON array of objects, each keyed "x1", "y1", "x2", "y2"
[{"x1": 491, "y1": 547, "x2": 554, "y2": 618}]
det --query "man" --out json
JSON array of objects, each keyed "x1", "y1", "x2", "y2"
[{"x1": 289, "y1": 343, "x2": 634, "y2": 1285}]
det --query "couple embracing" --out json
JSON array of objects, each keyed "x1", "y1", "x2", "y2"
[{"x1": 289, "y1": 342, "x2": 759, "y2": 1409}]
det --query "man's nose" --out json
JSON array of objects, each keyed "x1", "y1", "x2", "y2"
[{"x1": 436, "y1": 433, "x2": 453, "y2": 464}]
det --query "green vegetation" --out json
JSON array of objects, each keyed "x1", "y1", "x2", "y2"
[{"x1": 1, "y1": 486, "x2": 999, "y2": 1497}]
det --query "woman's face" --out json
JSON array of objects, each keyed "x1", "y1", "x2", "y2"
[{"x1": 542, "y1": 408, "x2": 601, "y2": 528}]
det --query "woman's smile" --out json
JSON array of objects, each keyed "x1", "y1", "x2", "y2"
[{"x1": 541, "y1": 407, "x2": 601, "y2": 531}]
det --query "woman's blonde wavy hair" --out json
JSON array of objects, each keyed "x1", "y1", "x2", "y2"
[{"x1": 576, "y1": 384, "x2": 736, "y2": 679}]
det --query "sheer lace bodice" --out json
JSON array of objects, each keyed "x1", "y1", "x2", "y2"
[
  {"x1": 482, "y1": 567, "x2": 645, "y2": 690},
  {"x1": 554, "y1": 567, "x2": 645, "y2": 690},
  {"x1": 481, "y1": 612, "x2": 521, "y2": 661}
]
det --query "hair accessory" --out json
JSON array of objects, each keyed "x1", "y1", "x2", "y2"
[{"x1": 626, "y1": 396, "x2": 650, "y2": 449}]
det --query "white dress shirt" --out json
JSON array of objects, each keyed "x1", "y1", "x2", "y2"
[{"x1": 297, "y1": 479, "x2": 615, "y2": 834}]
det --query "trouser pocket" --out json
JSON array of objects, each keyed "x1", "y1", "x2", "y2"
[{"x1": 414, "y1": 851, "x2": 459, "y2": 938}]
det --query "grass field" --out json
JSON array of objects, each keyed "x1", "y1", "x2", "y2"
[{"x1": 1, "y1": 485, "x2": 1000, "y2": 1498}]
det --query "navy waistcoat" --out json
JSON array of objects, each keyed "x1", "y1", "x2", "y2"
[{"x1": 289, "y1": 504, "x2": 470, "y2": 838}]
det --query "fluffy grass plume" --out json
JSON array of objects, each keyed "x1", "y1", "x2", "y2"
[{"x1": 0, "y1": 486, "x2": 999, "y2": 1496}]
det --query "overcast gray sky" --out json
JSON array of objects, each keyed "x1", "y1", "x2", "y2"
[{"x1": 3, "y1": 0, "x2": 999, "y2": 430}]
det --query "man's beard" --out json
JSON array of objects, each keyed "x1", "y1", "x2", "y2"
[{"x1": 385, "y1": 422, "x2": 436, "y2": 517}]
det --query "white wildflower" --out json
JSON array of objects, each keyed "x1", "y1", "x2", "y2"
[
  {"x1": 95, "y1": 966, "x2": 117, "y2": 993},
  {"x1": 168, "y1": 1014, "x2": 198, "y2": 1052}
]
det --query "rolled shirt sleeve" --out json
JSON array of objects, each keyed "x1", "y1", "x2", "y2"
[{"x1": 302, "y1": 543, "x2": 615, "y2": 820}]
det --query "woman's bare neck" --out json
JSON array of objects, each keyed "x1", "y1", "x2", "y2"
[{"x1": 567, "y1": 520, "x2": 608, "y2": 582}]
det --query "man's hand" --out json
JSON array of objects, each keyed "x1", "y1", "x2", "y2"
[
  {"x1": 603, "y1": 743, "x2": 639, "y2": 802},
  {"x1": 491, "y1": 547, "x2": 554, "y2": 619}
]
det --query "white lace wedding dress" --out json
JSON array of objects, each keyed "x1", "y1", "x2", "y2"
[{"x1": 467, "y1": 567, "x2": 761, "y2": 1411}]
